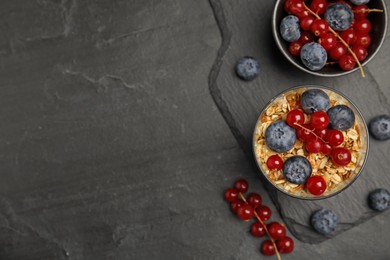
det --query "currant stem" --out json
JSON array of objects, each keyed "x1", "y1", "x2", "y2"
[
  {"x1": 238, "y1": 193, "x2": 282, "y2": 260},
  {"x1": 303, "y1": 2, "x2": 365, "y2": 77},
  {"x1": 353, "y1": 9, "x2": 383, "y2": 14}
]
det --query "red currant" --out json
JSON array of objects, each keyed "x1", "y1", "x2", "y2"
[
  {"x1": 289, "y1": 0, "x2": 305, "y2": 16},
  {"x1": 266, "y1": 154, "x2": 284, "y2": 170},
  {"x1": 321, "y1": 142, "x2": 332, "y2": 155},
  {"x1": 352, "y1": 45, "x2": 368, "y2": 61},
  {"x1": 231, "y1": 199, "x2": 245, "y2": 213},
  {"x1": 339, "y1": 54, "x2": 356, "y2": 71},
  {"x1": 300, "y1": 16, "x2": 315, "y2": 31},
  {"x1": 314, "y1": 128, "x2": 327, "y2": 139},
  {"x1": 325, "y1": 129, "x2": 344, "y2": 147},
  {"x1": 250, "y1": 221, "x2": 266, "y2": 237},
  {"x1": 310, "y1": 111, "x2": 330, "y2": 130},
  {"x1": 224, "y1": 188, "x2": 239, "y2": 202},
  {"x1": 234, "y1": 179, "x2": 248, "y2": 193},
  {"x1": 340, "y1": 28, "x2": 357, "y2": 45},
  {"x1": 267, "y1": 222, "x2": 287, "y2": 240},
  {"x1": 353, "y1": 5, "x2": 369, "y2": 21},
  {"x1": 286, "y1": 109, "x2": 305, "y2": 128},
  {"x1": 306, "y1": 139, "x2": 323, "y2": 153},
  {"x1": 289, "y1": 41, "x2": 303, "y2": 56},
  {"x1": 310, "y1": 0, "x2": 327, "y2": 15},
  {"x1": 284, "y1": 0, "x2": 294, "y2": 13},
  {"x1": 299, "y1": 31, "x2": 315, "y2": 45},
  {"x1": 306, "y1": 175, "x2": 327, "y2": 195},
  {"x1": 261, "y1": 240, "x2": 276, "y2": 256},
  {"x1": 311, "y1": 19, "x2": 329, "y2": 36},
  {"x1": 331, "y1": 147, "x2": 352, "y2": 166},
  {"x1": 276, "y1": 236, "x2": 294, "y2": 254},
  {"x1": 354, "y1": 19, "x2": 372, "y2": 34},
  {"x1": 355, "y1": 33, "x2": 371, "y2": 48},
  {"x1": 247, "y1": 193, "x2": 262, "y2": 208},
  {"x1": 256, "y1": 205, "x2": 272, "y2": 222},
  {"x1": 318, "y1": 33, "x2": 337, "y2": 51},
  {"x1": 329, "y1": 43, "x2": 347, "y2": 61},
  {"x1": 237, "y1": 204, "x2": 255, "y2": 221},
  {"x1": 296, "y1": 124, "x2": 315, "y2": 142}
]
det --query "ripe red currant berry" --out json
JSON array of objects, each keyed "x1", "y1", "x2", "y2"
[
  {"x1": 340, "y1": 28, "x2": 357, "y2": 45},
  {"x1": 321, "y1": 143, "x2": 332, "y2": 155},
  {"x1": 310, "y1": 111, "x2": 330, "y2": 130},
  {"x1": 339, "y1": 54, "x2": 356, "y2": 71},
  {"x1": 318, "y1": 33, "x2": 337, "y2": 51},
  {"x1": 352, "y1": 45, "x2": 368, "y2": 61},
  {"x1": 311, "y1": 19, "x2": 329, "y2": 36},
  {"x1": 310, "y1": 0, "x2": 327, "y2": 15},
  {"x1": 289, "y1": 41, "x2": 303, "y2": 56},
  {"x1": 237, "y1": 204, "x2": 255, "y2": 221},
  {"x1": 299, "y1": 31, "x2": 315, "y2": 45},
  {"x1": 355, "y1": 33, "x2": 371, "y2": 48},
  {"x1": 286, "y1": 109, "x2": 305, "y2": 128},
  {"x1": 296, "y1": 124, "x2": 315, "y2": 142},
  {"x1": 247, "y1": 193, "x2": 262, "y2": 209},
  {"x1": 300, "y1": 16, "x2": 315, "y2": 31},
  {"x1": 231, "y1": 199, "x2": 245, "y2": 213},
  {"x1": 224, "y1": 188, "x2": 239, "y2": 202},
  {"x1": 331, "y1": 147, "x2": 352, "y2": 166},
  {"x1": 330, "y1": 43, "x2": 347, "y2": 61},
  {"x1": 250, "y1": 221, "x2": 266, "y2": 237},
  {"x1": 289, "y1": 0, "x2": 305, "y2": 16},
  {"x1": 267, "y1": 222, "x2": 287, "y2": 240},
  {"x1": 354, "y1": 19, "x2": 372, "y2": 34},
  {"x1": 325, "y1": 129, "x2": 344, "y2": 147},
  {"x1": 256, "y1": 205, "x2": 272, "y2": 222},
  {"x1": 284, "y1": 0, "x2": 294, "y2": 13},
  {"x1": 267, "y1": 154, "x2": 284, "y2": 170},
  {"x1": 296, "y1": 9, "x2": 310, "y2": 20},
  {"x1": 306, "y1": 139, "x2": 323, "y2": 153},
  {"x1": 234, "y1": 179, "x2": 248, "y2": 193},
  {"x1": 353, "y1": 5, "x2": 369, "y2": 20},
  {"x1": 276, "y1": 236, "x2": 295, "y2": 254},
  {"x1": 314, "y1": 128, "x2": 327, "y2": 139},
  {"x1": 306, "y1": 175, "x2": 327, "y2": 195},
  {"x1": 261, "y1": 240, "x2": 276, "y2": 256}
]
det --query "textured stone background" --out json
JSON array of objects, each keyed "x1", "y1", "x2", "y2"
[{"x1": 0, "y1": 0, "x2": 389, "y2": 259}]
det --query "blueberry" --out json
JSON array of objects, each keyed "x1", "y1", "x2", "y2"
[
  {"x1": 350, "y1": 0, "x2": 370, "y2": 5},
  {"x1": 311, "y1": 209, "x2": 338, "y2": 235},
  {"x1": 327, "y1": 105, "x2": 355, "y2": 131},
  {"x1": 283, "y1": 156, "x2": 312, "y2": 184},
  {"x1": 301, "y1": 89, "x2": 330, "y2": 114},
  {"x1": 300, "y1": 42, "x2": 327, "y2": 71},
  {"x1": 368, "y1": 115, "x2": 390, "y2": 141},
  {"x1": 325, "y1": 3, "x2": 354, "y2": 31},
  {"x1": 265, "y1": 120, "x2": 296, "y2": 153},
  {"x1": 368, "y1": 188, "x2": 390, "y2": 212},
  {"x1": 280, "y1": 15, "x2": 301, "y2": 42},
  {"x1": 235, "y1": 56, "x2": 260, "y2": 81}
]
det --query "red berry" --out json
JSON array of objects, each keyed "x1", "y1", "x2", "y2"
[
  {"x1": 310, "y1": 0, "x2": 327, "y2": 15},
  {"x1": 267, "y1": 222, "x2": 287, "y2": 240},
  {"x1": 231, "y1": 199, "x2": 245, "y2": 213},
  {"x1": 261, "y1": 240, "x2": 276, "y2": 256},
  {"x1": 353, "y1": 5, "x2": 369, "y2": 20},
  {"x1": 286, "y1": 109, "x2": 305, "y2": 128},
  {"x1": 250, "y1": 221, "x2": 266, "y2": 237},
  {"x1": 284, "y1": 0, "x2": 294, "y2": 13},
  {"x1": 354, "y1": 19, "x2": 372, "y2": 34},
  {"x1": 306, "y1": 175, "x2": 327, "y2": 195},
  {"x1": 331, "y1": 147, "x2": 352, "y2": 166},
  {"x1": 296, "y1": 9, "x2": 310, "y2": 20},
  {"x1": 299, "y1": 31, "x2": 315, "y2": 44},
  {"x1": 224, "y1": 188, "x2": 239, "y2": 202},
  {"x1": 306, "y1": 139, "x2": 323, "y2": 153},
  {"x1": 321, "y1": 143, "x2": 332, "y2": 155},
  {"x1": 325, "y1": 129, "x2": 344, "y2": 147},
  {"x1": 340, "y1": 28, "x2": 357, "y2": 45},
  {"x1": 247, "y1": 193, "x2": 262, "y2": 208},
  {"x1": 339, "y1": 54, "x2": 356, "y2": 71},
  {"x1": 311, "y1": 19, "x2": 329, "y2": 36},
  {"x1": 256, "y1": 205, "x2": 272, "y2": 222},
  {"x1": 318, "y1": 33, "x2": 337, "y2": 51},
  {"x1": 237, "y1": 204, "x2": 255, "y2": 221},
  {"x1": 355, "y1": 33, "x2": 371, "y2": 48},
  {"x1": 310, "y1": 111, "x2": 330, "y2": 130},
  {"x1": 314, "y1": 128, "x2": 328, "y2": 139},
  {"x1": 329, "y1": 43, "x2": 347, "y2": 60},
  {"x1": 234, "y1": 179, "x2": 248, "y2": 193},
  {"x1": 267, "y1": 155, "x2": 284, "y2": 170},
  {"x1": 300, "y1": 16, "x2": 315, "y2": 31},
  {"x1": 276, "y1": 236, "x2": 295, "y2": 254},
  {"x1": 289, "y1": 41, "x2": 303, "y2": 56},
  {"x1": 296, "y1": 124, "x2": 315, "y2": 142},
  {"x1": 352, "y1": 45, "x2": 368, "y2": 61},
  {"x1": 289, "y1": 0, "x2": 305, "y2": 16}
]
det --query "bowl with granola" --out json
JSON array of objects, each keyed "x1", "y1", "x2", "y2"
[{"x1": 253, "y1": 85, "x2": 369, "y2": 199}]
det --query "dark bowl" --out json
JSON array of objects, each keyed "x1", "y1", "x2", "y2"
[{"x1": 272, "y1": 0, "x2": 387, "y2": 77}]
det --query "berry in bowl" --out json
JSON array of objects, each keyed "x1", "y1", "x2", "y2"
[
  {"x1": 273, "y1": 0, "x2": 387, "y2": 77},
  {"x1": 253, "y1": 85, "x2": 369, "y2": 199}
]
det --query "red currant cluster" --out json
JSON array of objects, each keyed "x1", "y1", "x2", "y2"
[
  {"x1": 224, "y1": 179, "x2": 294, "y2": 258},
  {"x1": 284, "y1": 0, "x2": 382, "y2": 72}
]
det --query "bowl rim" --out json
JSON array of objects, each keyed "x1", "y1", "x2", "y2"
[
  {"x1": 272, "y1": 0, "x2": 388, "y2": 77},
  {"x1": 252, "y1": 84, "x2": 370, "y2": 200}
]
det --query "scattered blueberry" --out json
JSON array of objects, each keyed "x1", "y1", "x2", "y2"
[
  {"x1": 301, "y1": 89, "x2": 330, "y2": 114},
  {"x1": 327, "y1": 105, "x2": 355, "y2": 131},
  {"x1": 324, "y1": 3, "x2": 354, "y2": 31},
  {"x1": 283, "y1": 156, "x2": 312, "y2": 184},
  {"x1": 368, "y1": 188, "x2": 390, "y2": 212},
  {"x1": 265, "y1": 120, "x2": 297, "y2": 153},
  {"x1": 300, "y1": 42, "x2": 327, "y2": 71},
  {"x1": 350, "y1": 0, "x2": 370, "y2": 5},
  {"x1": 280, "y1": 15, "x2": 301, "y2": 42},
  {"x1": 235, "y1": 56, "x2": 260, "y2": 81},
  {"x1": 368, "y1": 115, "x2": 390, "y2": 141},
  {"x1": 311, "y1": 209, "x2": 338, "y2": 235}
]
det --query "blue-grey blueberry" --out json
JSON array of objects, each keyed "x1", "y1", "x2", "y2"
[
  {"x1": 368, "y1": 188, "x2": 390, "y2": 212},
  {"x1": 369, "y1": 115, "x2": 390, "y2": 141},
  {"x1": 301, "y1": 89, "x2": 330, "y2": 114},
  {"x1": 283, "y1": 156, "x2": 312, "y2": 184},
  {"x1": 235, "y1": 56, "x2": 260, "y2": 81},
  {"x1": 265, "y1": 120, "x2": 296, "y2": 153},
  {"x1": 300, "y1": 42, "x2": 327, "y2": 71},
  {"x1": 311, "y1": 209, "x2": 338, "y2": 235},
  {"x1": 327, "y1": 105, "x2": 355, "y2": 131},
  {"x1": 325, "y1": 3, "x2": 354, "y2": 31},
  {"x1": 280, "y1": 15, "x2": 301, "y2": 42}
]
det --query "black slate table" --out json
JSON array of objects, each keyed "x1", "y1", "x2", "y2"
[{"x1": 0, "y1": 0, "x2": 389, "y2": 259}]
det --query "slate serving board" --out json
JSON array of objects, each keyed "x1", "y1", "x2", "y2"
[{"x1": 209, "y1": 0, "x2": 390, "y2": 243}]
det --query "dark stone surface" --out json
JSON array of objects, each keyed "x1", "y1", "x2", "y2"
[{"x1": 0, "y1": 0, "x2": 390, "y2": 259}]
